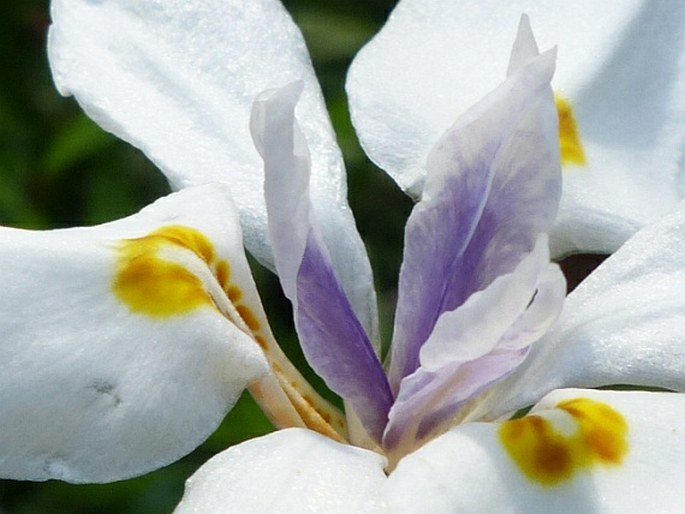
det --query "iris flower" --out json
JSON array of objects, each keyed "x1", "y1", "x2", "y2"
[{"x1": 2, "y1": 1, "x2": 685, "y2": 513}]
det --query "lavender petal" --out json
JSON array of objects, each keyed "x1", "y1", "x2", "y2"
[
  {"x1": 297, "y1": 232, "x2": 393, "y2": 442},
  {"x1": 389, "y1": 48, "x2": 560, "y2": 390},
  {"x1": 384, "y1": 243, "x2": 565, "y2": 453}
]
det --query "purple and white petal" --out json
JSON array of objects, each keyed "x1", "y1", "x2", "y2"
[
  {"x1": 418, "y1": 236, "x2": 564, "y2": 371},
  {"x1": 348, "y1": 0, "x2": 685, "y2": 255},
  {"x1": 475, "y1": 200, "x2": 685, "y2": 420},
  {"x1": 251, "y1": 84, "x2": 392, "y2": 442},
  {"x1": 384, "y1": 238, "x2": 564, "y2": 456},
  {"x1": 389, "y1": 48, "x2": 560, "y2": 389},
  {"x1": 174, "y1": 429, "x2": 387, "y2": 514}
]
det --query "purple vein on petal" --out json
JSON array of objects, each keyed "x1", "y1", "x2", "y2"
[
  {"x1": 296, "y1": 231, "x2": 393, "y2": 442},
  {"x1": 383, "y1": 348, "x2": 529, "y2": 453},
  {"x1": 384, "y1": 246, "x2": 566, "y2": 452},
  {"x1": 251, "y1": 82, "x2": 391, "y2": 442},
  {"x1": 388, "y1": 48, "x2": 560, "y2": 392}
]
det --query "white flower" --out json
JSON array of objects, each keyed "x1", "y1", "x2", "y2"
[{"x1": 2, "y1": 1, "x2": 685, "y2": 512}]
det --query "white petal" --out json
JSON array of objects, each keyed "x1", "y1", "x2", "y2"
[
  {"x1": 387, "y1": 389, "x2": 685, "y2": 513},
  {"x1": 48, "y1": 0, "x2": 356, "y2": 272},
  {"x1": 476, "y1": 199, "x2": 685, "y2": 420},
  {"x1": 347, "y1": 0, "x2": 685, "y2": 254},
  {"x1": 506, "y1": 15, "x2": 540, "y2": 77},
  {"x1": 0, "y1": 185, "x2": 269, "y2": 482},
  {"x1": 174, "y1": 428, "x2": 388, "y2": 514},
  {"x1": 252, "y1": 82, "x2": 312, "y2": 309}
]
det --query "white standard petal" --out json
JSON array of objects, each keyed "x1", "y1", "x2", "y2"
[
  {"x1": 174, "y1": 428, "x2": 388, "y2": 514},
  {"x1": 0, "y1": 185, "x2": 270, "y2": 483},
  {"x1": 348, "y1": 0, "x2": 685, "y2": 254},
  {"x1": 48, "y1": 0, "x2": 365, "y2": 279},
  {"x1": 475, "y1": 198, "x2": 685, "y2": 420},
  {"x1": 386, "y1": 389, "x2": 685, "y2": 513}
]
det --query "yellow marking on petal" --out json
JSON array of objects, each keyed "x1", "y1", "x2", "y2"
[
  {"x1": 148, "y1": 224, "x2": 216, "y2": 263},
  {"x1": 558, "y1": 398, "x2": 628, "y2": 465},
  {"x1": 499, "y1": 397, "x2": 628, "y2": 486},
  {"x1": 255, "y1": 335, "x2": 269, "y2": 351},
  {"x1": 277, "y1": 373, "x2": 346, "y2": 443},
  {"x1": 115, "y1": 229, "x2": 348, "y2": 444},
  {"x1": 227, "y1": 286, "x2": 243, "y2": 303},
  {"x1": 215, "y1": 260, "x2": 230, "y2": 289},
  {"x1": 113, "y1": 225, "x2": 218, "y2": 317},
  {"x1": 555, "y1": 94, "x2": 587, "y2": 166},
  {"x1": 237, "y1": 304, "x2": 260, "y2": 332}
]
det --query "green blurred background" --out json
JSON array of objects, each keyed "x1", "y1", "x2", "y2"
[{"x1": 0, "y1": 0, "x2": 414, "y2": 512}]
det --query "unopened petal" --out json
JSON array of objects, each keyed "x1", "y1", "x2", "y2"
[{"x1": 389, "y1": 47, "x2": 560, "y2": 389}]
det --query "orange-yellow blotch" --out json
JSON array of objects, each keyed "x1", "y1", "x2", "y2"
[
  {"x1": 215, "y1": 260, "x2": 230, "y2": 289},
  {"x1": 499, "y1": 397, "x2": 628, "y2": 486},
  {"x1": 237, "y1": 304, "x2": 260, "y2": 331},
  {"x1": 255, "y1": 335, "x2": 269, "y2": 350},
  {"x1": 555, "y1": 94, "x2": 587, "y2": 166},
  {"x1": 227, "y1": 286, "x2": 243, "y2": 302},
  {"x1": 113, "y1": 225, "x2": 218, "y2": 317},
  {"x1": 558, "y1": 398, "x2": 628, "y2": 465},
  {"x1": 148, "y1": 225, "x2": 216, "y2": 263}
]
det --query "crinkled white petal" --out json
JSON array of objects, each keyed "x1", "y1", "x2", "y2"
[
  {"x1": 48, "y1": 0, "x2": 367, "y2": 278},
  {"x1": 476, "y1": 199, "x2": 685, "y2": 420},
  {"x1": 174, "y1": 428, "x2": 388, "y2": 514},
  {"x1": 387, "y1": 389, "x2": 685, "y2": 513},
  {"x1": 252, "y1": 82, "x2": 312, "y2": 311},
  {"x1": 348, "y1": 0, "x2": 685, "y2": 254},
  {"x1": 0, "y1": 185, "x2": 269, "y2": 483}
]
